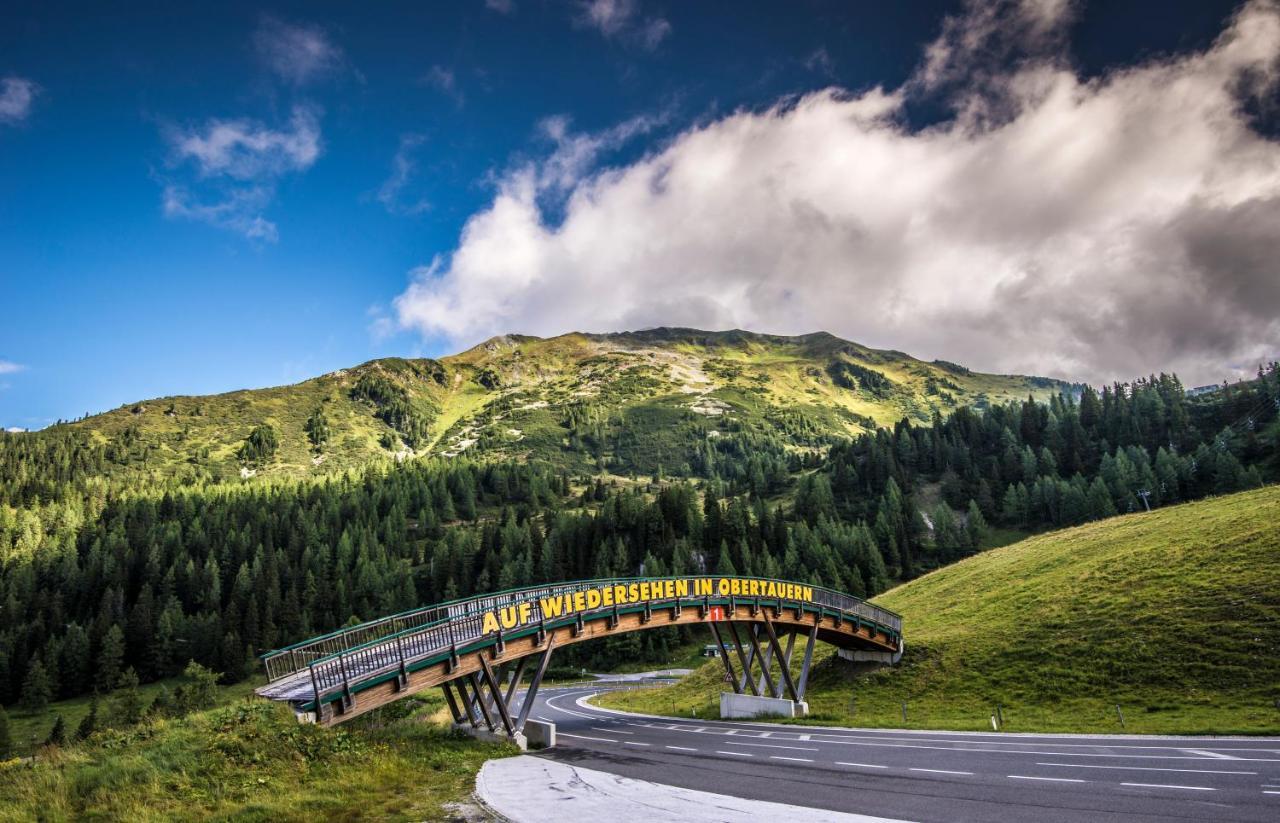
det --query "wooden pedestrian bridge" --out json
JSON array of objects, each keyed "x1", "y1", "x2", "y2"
[{"x1": 257, "y1": 575, "x2": 903, "y2": 735}]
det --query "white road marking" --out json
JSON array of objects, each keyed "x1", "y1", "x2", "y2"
[
  {"x1": 798, "y1": 734, "x2": 811, "y2": 741},
  {"x1": 724, "y1": 741, "x2": 819, "y2": 751},
  {"x1": 1263, "y1": 791, "x2": 1280, "y2": 795},
  {"x1": 1183, "y1": 749, "x2": 1239, "y2": 760},
  {"x1": 836, "y1": 762, "x2": 888, "y2": 769},
  {"x1": 911, "y1": 768, "x2": 973, "y2": 776},
  {"x1": 717, "y1": 750, "x2": 753, "y2": 757},
  {"x1": 770, "y1": 756, "x2": 814, "y2": 763},
  {"x1": 760, "y1": 732, "x2": 773, "y2": 737},
  {"x1": 666, "y1": 745, "x2": 697, "y2": 752},
  {"x1": 1009, "y1": 775, "x2": 1086, "y2": 783},
  {"x1": 1036, "y1": 762, "x2": 1257, "y2": 775},
  {"x1": 559, "y1": 733, "x2": 619, "y2": 743},
  {"x1": 624, "y1": 741, "x2": 650, "y2": 747},
  {"x1": 594, "y1": 726, "x2": 632, "y2": 734},
  {"x1": 1121, "y1": 783, "x2": 1215, "y2": 791}
]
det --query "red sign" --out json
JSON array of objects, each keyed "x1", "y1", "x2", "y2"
[{"x1": 707, "y1": 605, "x2": 725, "y2": 621}]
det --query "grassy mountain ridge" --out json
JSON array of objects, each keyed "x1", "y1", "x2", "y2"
[
  {"x1": 50, "y1": 328, "x2": 1073, "y2": 484},
  {"x1": 597, "y1": 485, "x2": 1280, "y2": 733}
]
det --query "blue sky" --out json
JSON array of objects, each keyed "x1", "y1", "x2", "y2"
[{"x1": 0, "y1": 0, "x2": 1271, "y2": 429}]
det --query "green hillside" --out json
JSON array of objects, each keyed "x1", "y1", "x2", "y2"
[
  {"x1": 45, "y1": 328, "x2": 1071, "y2": 484},
  {"x1": 598, "y1": 485, "x2": 1280, "y2": 734}
]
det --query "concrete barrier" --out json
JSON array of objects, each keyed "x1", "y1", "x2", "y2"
[
  {"x1": 524, "y1": 720, "x2": 556, "y2": 749},
  {"x1": 454, "y1": 723, "x2": 529, "y2": 751},
  {"x1": 720, "y1": 692, "x2": 808, "y2": 719}
]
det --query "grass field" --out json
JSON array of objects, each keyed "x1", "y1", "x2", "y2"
[
  {"x1": 0, "y1": 693, "x2": 512, "y2": 822},
  {"x1": 598, "y1": 486, "x2": 1280, "y2": 734}
]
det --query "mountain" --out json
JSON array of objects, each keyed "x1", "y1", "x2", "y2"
[
  {"x1": 51, "y1": 328, "x2": 1073, "y2": 483},
  {"x1": 598, "y1": 484, "x2": 1280, "y2": 734}
]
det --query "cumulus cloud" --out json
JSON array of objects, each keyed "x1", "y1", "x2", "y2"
[
  {"x1": 394, "y1": 0, "x2": 1280, "y2": 385},
  {"x1": 377, "y1": 134, "x2": 431, "y2": 216},
  {"x1": 0, "y1": 360, "x2": 25, "y2": 374},
  {"x1": 0, "y1": 77, "x2": 38, "y2": 124},
  {"x1": 575, "y1": 0, "x2": 671, "y2": 50},
  {"x1": 253, "y1": 16, "x2": 343, "y2": 85},
  {"x1": 160, "y1": 106, "x2": 322, "y2": 241}
]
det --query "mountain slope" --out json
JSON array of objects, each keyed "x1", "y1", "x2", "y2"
[
  {"x1": 49, "y1": 328, "x2": 1072, "y2": 483},
  {"x1": 597, "y1": 485, "x2": 1280, "y2": 733}
]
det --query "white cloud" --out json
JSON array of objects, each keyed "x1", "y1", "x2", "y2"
[
  {"x1": 377, "y1": 134, "x2": 431, "y2": 216},
  {"x1": 162, "y1": 185, "x2": 279, "y2": 242},
  {"x1": 575, "y1": 0, "x2": 671, "y2": 50},
  {"x1": 160, "y1": 106, "x2": 322, "y2": 241},
  {"x1": 0, "y1": 77, "x2": 38, "y2": 124},
  {"x1": 394, "y1": 0, "x2": 1280, "y2": 386},
  {"x1": 485, "y1": 0, "x2": 516, "y2": 14},
  {"x1": 169, "y1": 106, "x2": 321, "y2": 180},
  {"x1": 422, "y1": 65, "x2": 465, "y2": 106},
  {"x1": 0, "y1": 360, "x2": 25, "y2": 374},
  {"x1": 253, "y1": 16, "x2": 343, "y2": 85}
]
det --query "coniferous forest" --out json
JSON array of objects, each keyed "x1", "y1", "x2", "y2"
[{"x1": 0, "y1": 365, "x2": 1276, "y2": 708}]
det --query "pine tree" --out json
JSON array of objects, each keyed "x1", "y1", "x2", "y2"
[
  {"x1": 45, "y1": 714, "x2": 67, "y2": 746},
  {"x1": 20, "y1": 658, "x2": 52, "y2": 714},
  {"x1": 96, "y1": 624, "x2": 125, "y2": 692},
  {"x1": 75, "y1": 696, "x2": 99, "y2": 741},
  {"x1": 111, "y1": 667, "x2": 144, "y2": 727}
]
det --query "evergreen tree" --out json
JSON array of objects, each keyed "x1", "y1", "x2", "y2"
[
  {"x1": 111, "y1": 668, "x2": 145, "y2": 727},
  {"x1": 45, "y1": 714, "x2": 67, "y2": 746},
  {"x1": 96, "y1": 625, "x2": 125, "y2": 692},
  {"x1": 75, "y1": 696, "x2": 99, "y2": 741},
  {"x1": 20, "y1": 658, "x2": 52, "y2": 714}
]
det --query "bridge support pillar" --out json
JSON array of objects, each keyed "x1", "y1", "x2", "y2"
[{"x1": 720, "y1": 692, "x2": 808, "y2": 719}]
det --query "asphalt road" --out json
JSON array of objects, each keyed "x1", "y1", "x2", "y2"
[{"x1": 527, "y1": 684, "x2": 1280, "y2": 822}]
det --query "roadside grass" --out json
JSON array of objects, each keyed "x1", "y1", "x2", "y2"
[
  {"x1": 597, "y1": 486, "x2": 1280, "y2": 735},
  {"x1": 0, "y1": 694, "x2": 513, "y2": 822},
  {"x1": 6, "y1": 675, "x2": 264, "y2": 759}
]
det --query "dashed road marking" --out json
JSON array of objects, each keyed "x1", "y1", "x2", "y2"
[
  {"x1": 770, "y1": 756, "x2": 814, "y2": 763},
  {"x1": 666, "y1": 745, "x2": 697, "y2": 752},
  {"x1": 1037, "y1": 762, "x2": 1256, "y2": 775},
  {"x1": 717, "y1": 750, "x2": 753, "y2": 757},
  {"x1": 624, "y1": 741, "x2": 650, "y2": 747},
  {"x1": 836, "y1": 762, "x2": 888, "y2": 769},
  {"x1": 911, "y1": 768, "x2": 973, "y2": 776},
  {"x1": 1183, "y1": 749, "x2": 1239, "y2": 760},
  {"x1": 1121, "y1": 783, "x2": 1214, "y2": 791},
  {"x1": 558, "y1": 733, "x2": 618, "y2": 743},
  {"x1": 594, "y1": 726, "x2": 632, "y2": 734},
  {"x1": 724, "y1": 742, "x2": 819, "y2": 751},
  {"x1": 1009, "y1": 775, "x2": 1086, "y2": 783}
]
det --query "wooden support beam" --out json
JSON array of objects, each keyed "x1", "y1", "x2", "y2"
[
  {"x1": 514, "y1": 634, "x2": 556, "y2": 733},
  {"x1": 708, "y1": 623, "x2": 740, "y2": 693},
  {"x1": 761, "y1": 612, "x2": 799, "y2": 703},
  {"x1": 727, "y1": 622, "x2": 760, "y2": 697},
  {"x1": 468, "y1": 672, "x2": 496, "y2": 731},
  {"x1": 755, "y1": 624, "x2": 776, "y2": 696},
  {"x1": 773, "y1": 629, "x2": 798, "y2": 699},
  {"x1": 441, "y1": 680, "x2": 465, "y2": 724},
  {"x1": 796, "y1": 620, "x2": 819, "y2": 702},
  {"x1": 479, "y1": 655, "x2": 516, "y2": 737}
]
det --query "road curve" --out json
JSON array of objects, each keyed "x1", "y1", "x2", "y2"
[{"x1": 524, "y1": 684, "x2": 1280, "y2": 822}]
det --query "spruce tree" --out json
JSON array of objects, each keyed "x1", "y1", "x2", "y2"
[
  {"x1": 45, "y1": 714, "x2": 67, "y2": 746},
  {"x1": 75, "y1": 697, "x2": 99, "y2": 741},
  {"x1": 20, "y1": 659, "x2": 52, "y2": 714}
]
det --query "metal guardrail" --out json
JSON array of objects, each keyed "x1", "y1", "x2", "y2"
[{"x1": 258, "y1": 576, "x2": 902, "y2": 710}]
